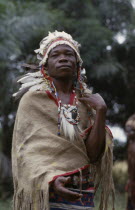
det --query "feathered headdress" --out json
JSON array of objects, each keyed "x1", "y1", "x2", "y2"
[
  {"x1": 35, "y1": 30, "x2": 83, "y2": 67},
  {"x1": 13, "y1": 31, "x2": 85, "y2": 99}
]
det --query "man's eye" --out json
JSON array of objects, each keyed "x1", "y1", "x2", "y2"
[
  {"x1": 66, "y1": 52, "x2": 74, "y2": 56},
  {"x1": 51, "y1": 54, "x2": 57, "y2": 57}
]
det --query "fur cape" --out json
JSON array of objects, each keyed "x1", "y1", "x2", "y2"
[{"x1": 12, "y1": 89, "x2": 115, "y2": 210}]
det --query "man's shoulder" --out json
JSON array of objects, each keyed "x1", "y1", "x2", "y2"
[
  {"x1": 20, "y1": 89, "x2": 40, "y2": 100},
  {"x1": 19, "y1": 90, "x2": 47, "y2": 109}
]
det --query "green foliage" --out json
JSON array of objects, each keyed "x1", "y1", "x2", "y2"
[
  {"x1": 0, "y1": 0, "x2": 53, "y2": 163},
  {"x1": 93, "y1": 0, "x2": 133, "y2": 31},
  {"x1": 95, "y1": 191, "x2": 127, "y2": 210},
  {"x1": 47, "y1": 0, "x2": 114, "y2": 79},
  {"x1": 0, "y1": 199, "x2": 11, "y2": 210}
]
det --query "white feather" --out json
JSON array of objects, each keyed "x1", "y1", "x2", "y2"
[
  {"x1": 18, "y1": 76, "x2": 36, "y2": 84},
  {"x1": 60, "y1": 112, "x2": 76, "y2": 141},
  {"x1": 13, "y1": 92, "x2": 17, "y2": 97},
  {"x1": 17, "y1": 71, "x2": 43, "y2": 84},
  {"x1": 19, "y1": 78, "x2": 44, "y2": 90},
  {"x1": 26, "y1": 71, "x2": 42, "y2": 77}
]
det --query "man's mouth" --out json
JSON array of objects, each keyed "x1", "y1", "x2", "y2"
[{"x1": 57, "y1": 65, "x2": 71, "y2": 69}]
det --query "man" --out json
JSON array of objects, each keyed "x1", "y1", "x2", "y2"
[
  {"x1": 12, "y1": 31, "x2": 114, "y2": 210},
  {"x1": 125, "y1": 114, "x2": 135, "y2": 210}
]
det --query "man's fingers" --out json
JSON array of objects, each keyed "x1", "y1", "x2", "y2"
[
  {"x1": 53, "y1": 176, "x2": 82, "y2": 201},
  {"x1": 56, "y1": 186, "x2": 82, "y2": 201},
  {"x1": 79, "y1": 93, "x2": 106, "y2": 111},
  {"x1": 78, "y1": 97, "x2": 90, "y2": 102},
  {"x1": 55, "y1": 176, "x2": 71, "y2": 186},
  {"x1": 65, "y1": 176, "x2": 71, "y2": 184}
]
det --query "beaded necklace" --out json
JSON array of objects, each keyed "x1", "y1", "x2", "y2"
[{"x1": 41, "y1": 65, "x2": 80, "y2": 139}]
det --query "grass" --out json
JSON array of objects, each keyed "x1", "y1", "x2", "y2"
[{"x1": 0, "y1": 161, "x2": 128, "y2": 210}]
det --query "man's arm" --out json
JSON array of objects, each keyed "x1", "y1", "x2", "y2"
[
  {"x1": 53, "y1": 93, "x2": 107, "y2": 200},
  {"x1": 79, "y1": 93, "x2": 107, "y2": 163}
]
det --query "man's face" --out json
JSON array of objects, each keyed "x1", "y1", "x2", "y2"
[{"x1": 46, "y1": 44, "x2": 78, "y2": 79}]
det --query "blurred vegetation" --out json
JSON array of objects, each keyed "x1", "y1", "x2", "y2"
[
  {"x1": 0, "y1": 199, "x2": 12, "y2": 210},
  {"x1": 0, "y1": 0, "x2": 135, "y2": 199},
  {"x1": 113, "y1": 161, "x2": 128, "y2": 192}
]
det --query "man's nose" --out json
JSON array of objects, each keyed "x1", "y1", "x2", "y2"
[{"x1": 59, "y1": 54, "x2": 68, "y2": 62}]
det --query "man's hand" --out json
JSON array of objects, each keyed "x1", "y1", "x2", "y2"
[
  {"x1": 79, "y1": 93, "x2": 107, "y2": 112},
  {"x1": 79, "y1": 93, "x2": 107, "y2": 162},
  {"x1": 53, "y1": 176, "x2": 82, "y2": 201}
]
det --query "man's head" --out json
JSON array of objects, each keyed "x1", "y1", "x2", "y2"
[{"x1": 35, "y1": 31, "x2": 83, "y2": 68}]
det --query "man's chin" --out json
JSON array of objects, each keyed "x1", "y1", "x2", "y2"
[{"x1": 55, "y1": 72, "x2": 74, "y2": 80}]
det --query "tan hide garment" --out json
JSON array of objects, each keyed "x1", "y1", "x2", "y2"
[{"x1": 12, "y1": 90, "x2": 115, "y2": 210}]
